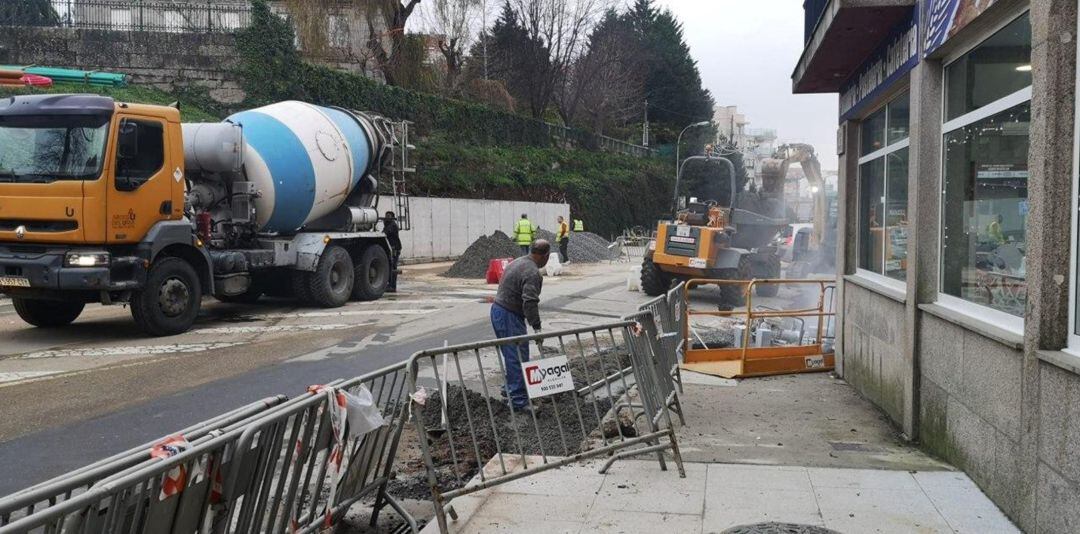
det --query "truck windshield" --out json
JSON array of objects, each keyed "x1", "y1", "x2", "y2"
[{"x1": 0, "y1": 117, "x2": 110, "y2": 183}]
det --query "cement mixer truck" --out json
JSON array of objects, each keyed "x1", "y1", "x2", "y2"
[{"x1": 0, "y1": 94, "x2": 412, "y2": 335}]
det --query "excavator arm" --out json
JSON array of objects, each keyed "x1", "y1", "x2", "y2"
[{"x1": 762, "y1": 143, "x2": 826, "y2": 250}]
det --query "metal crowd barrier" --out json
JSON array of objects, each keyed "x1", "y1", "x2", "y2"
[
  {"x1": 681, "y1": 278, "x2": 837, "y2": 378},
  {"x1": 0, "y1": 395, "x2": 288, "y2": 528},
  {"x1": 406, "y1": 320, "x2": 685, "y2": 534},
  {"x1": 0, "y1": 365, "x2": 416, "y2": 534},
  {"x1": 634, "y1": 283, "x2": 686, "y2": 424},
  {"x1": 613, "y1": 234, "x2": 652, "y2": 264}
]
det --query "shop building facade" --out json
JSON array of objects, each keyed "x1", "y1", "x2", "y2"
[{"x1": 794, "y1": 0, "x2": 1079, "y2": 531}]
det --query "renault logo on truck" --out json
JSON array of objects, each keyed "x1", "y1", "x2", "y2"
[{"x1": 14, "y1": 225, "x2": 25, "y2": 240}]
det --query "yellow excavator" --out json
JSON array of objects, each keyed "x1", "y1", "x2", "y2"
[{"x1": 761, "y1": 143, "x2": 832, "y2": 277}]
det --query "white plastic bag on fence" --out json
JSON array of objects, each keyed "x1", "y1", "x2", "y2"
[
  {"x1": 343, "y1": 386, "x2": 386, "y2": 438},
  {"x1": 545, "y1": 252, "x2": 564, "y2": 276},
  {"x1": 627, "y1": 265, "x2": 642, "y2": 291}
]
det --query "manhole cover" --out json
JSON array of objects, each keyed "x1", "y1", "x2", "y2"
[{"x1": 721, "y1": 523, "x2": 841, "y2": 534}]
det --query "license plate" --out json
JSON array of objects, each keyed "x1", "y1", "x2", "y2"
[
  {"x1": 0, "y1": 276, "x2": 30, "y2": 288},
  {"x1": 805, "y1": 356, "x2": 825, "y2": 369},
  {"x1": 689, "y1": 258, "x2": 707, "y2": 269}
]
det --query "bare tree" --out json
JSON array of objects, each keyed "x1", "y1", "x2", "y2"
[
  {"x1": 421, "y1": 0, "x2": 482, "y2": 91},
  {"x1": 361, "y1": 0, "x2": 423, "y2": 86},
  {"x1": 558, "y1": 11, "x2": 644, "y2": 132},
  {"x1": 505, "y1": 0, "x2": 610, "y2": 119}
]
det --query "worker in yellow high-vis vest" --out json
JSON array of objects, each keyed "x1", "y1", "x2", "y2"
[
  {"x1": 513, "y1": 213, "x2": 536, "y2": 255},
  {"x1": 556, "y1": 216, "x2": 570, "y2": 263}
]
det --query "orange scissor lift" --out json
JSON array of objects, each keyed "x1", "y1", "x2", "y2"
[{"x1": 681, "y1": 278, "x2": 837, "y2": 379}]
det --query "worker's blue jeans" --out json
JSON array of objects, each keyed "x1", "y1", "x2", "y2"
[{"x1": 490, "y1": 303, "x2": 530, "y2": 409}]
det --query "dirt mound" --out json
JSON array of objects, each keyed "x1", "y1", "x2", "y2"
[
  {"x1": 537, "y1": 229, "x2": 617, "y2": 263},
  {"x1": 442, "y1": 231, "x2": 522, "y2": 278},
  {"x1": 388, "y1": 346, "x2": 633, "y2": 500}
]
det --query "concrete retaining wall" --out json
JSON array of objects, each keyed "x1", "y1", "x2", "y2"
[{"x1": 375, "y1": 196, "x2": 569, "y2": 263}]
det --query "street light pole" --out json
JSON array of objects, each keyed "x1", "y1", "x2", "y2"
[{"x1": 674, "y1": 121, "x2": 711, "y2": 212}]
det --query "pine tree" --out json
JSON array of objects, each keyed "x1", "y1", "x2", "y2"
[
  {"x1": 627, "y1": 0, "x2": 714, "y2": 132},
  {"x1": 466, "y1": 2, "x2": 551, "y2": 118}
]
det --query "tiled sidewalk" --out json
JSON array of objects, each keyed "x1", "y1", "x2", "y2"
[{"x1": 420, "y1": 457, "x2": 1019, "y2": 534}]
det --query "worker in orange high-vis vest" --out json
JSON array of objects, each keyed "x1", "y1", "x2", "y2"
[
  {"x1": 513, "y1": 213, "x2": 536, "y2": 255},
  {"x1": 556, "y1": 216, "x2": 570, "y2": 263}
]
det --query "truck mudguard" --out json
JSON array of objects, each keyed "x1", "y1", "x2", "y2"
[{"x1": 140, "y1": 220, "x2": 213, "y2": 287}]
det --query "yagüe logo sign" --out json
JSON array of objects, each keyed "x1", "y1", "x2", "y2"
[{"x1": 522, "y1": 355, "x2": 575, "y2": 399}]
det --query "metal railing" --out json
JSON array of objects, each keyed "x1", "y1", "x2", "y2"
[
  {"x1": 0, "y1": 395, "x2": 287, "y2": 528},
  {"x1": 0, "y1": 364, "x2": 417, "y2": 534},
  {"x1": 406, "y1": 318, "x2": 685, "y2": 534},
  {"x1": 682, "y1": 278, "x2": 837, "y2": 378},
  {"x1": 636, "y1": 282, "x2": 687, "y2": 403},
  {"x1": 546, "y1": 122, "x2": 657, "y2": 158},
  {"x1": 2, "y1": 0, "x2": 254, "y2": 34}
]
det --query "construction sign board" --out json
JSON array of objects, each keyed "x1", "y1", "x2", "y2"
[{"x1": 522, "y1": 355, "x2": 575, "y2": 399}]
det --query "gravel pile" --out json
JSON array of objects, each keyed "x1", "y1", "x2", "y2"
[
  {"x1": 536, "y1": 229, "x2": 617, "y2": 263},
  {"x1": 441, "y1": 230, "x2": 522, "y2": 278}
]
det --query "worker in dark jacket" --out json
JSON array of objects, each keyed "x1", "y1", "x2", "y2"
[
  {"x1": 492, "y1": 239, "x2": 550, "y2": 412},
  {"x1": 384, "y1": 211, "x2": 402, "y2": 292}
]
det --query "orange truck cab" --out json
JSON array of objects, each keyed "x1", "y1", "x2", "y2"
[
  {"x1": 0, "y1": 94, "x2": 411, "y2": 336},
  {"x1": 0, "y1": 94, "x2": 210, "y2": 334}
]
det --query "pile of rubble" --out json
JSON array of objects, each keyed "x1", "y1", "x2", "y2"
[
  {"x1": 441, "y1": 231, "x2": 522, "y2": 278},
  {"x1": 536, "y1": 229, "x2": 617, "y2": 263}
]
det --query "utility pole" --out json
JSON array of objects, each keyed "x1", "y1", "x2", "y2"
[
  {"x1": 642, "y1": 100, "x2": 649, "y2": 147},
  {"x1": 482, "y1": 0, "x2": 489, "y2": 80}
]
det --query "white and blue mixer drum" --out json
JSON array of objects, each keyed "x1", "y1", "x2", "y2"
[{"x1": 226, "y1": 101, "x2": 380, "y2": 233}]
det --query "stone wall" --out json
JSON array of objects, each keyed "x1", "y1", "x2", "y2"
[
  {"x1": 841, "y1": 281, "x2": 907, "y2": 425},
  {"x1": 917, "y1": 313, "x2": 1025, "y2": 520},
  {"x1": 0, "y1": 26, "x2": 247, "y2": 104}
]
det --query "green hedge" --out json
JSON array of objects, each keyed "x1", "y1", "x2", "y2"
[{"x1": 411, "y1": 137, "x2": 674, "y2": 239}]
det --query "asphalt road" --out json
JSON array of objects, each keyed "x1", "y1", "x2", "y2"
[{"x1": 0, "y1": 264, "x2": 633, "y2": 494}]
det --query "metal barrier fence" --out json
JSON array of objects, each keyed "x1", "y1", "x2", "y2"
[
  {"x1": 0, "y1": 395, "x2": 287, "y2": 528},
  {"x1": 406, "y1": 318, "x2": 685, "y2": 534},
  {"x1": 681, "y1": 278, "x2": 837, "y2": 379},
  {"x1": 635, "y1": 283, "x2": 686, "y2": 423},
  {"x1": 0, "y1": 365, "x2": 416, "y2": 534},
  {"x1": 2, "y1": 0, "x2": 254, "y2": 33}
]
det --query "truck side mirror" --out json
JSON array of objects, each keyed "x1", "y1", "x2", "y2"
[{"x1": 117, "y1": 120, "x2": 139, "y2": 159}]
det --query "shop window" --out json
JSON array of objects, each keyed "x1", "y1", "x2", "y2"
[
  {"x1": 857, "y1": 92, "x2": 910, "y2": 282},
  {"x1": 860, "y1": 108, "x2": 887, "y2": 156},
  {"x1": 940, "y1": 13, "x2": 1031, "y2": 319},
  {"x1": 945, "y1": 13, "x2": 1032, "y2": 122}
]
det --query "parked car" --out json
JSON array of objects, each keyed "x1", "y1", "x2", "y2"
[{"x1": 773, "y1": 223, "x2": 814, "y2": 262}]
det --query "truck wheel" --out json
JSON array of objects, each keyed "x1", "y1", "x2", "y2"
[
  {"x1": 352, "y1": 245, "x2": 390, "y2": 301},
  {"x1": 131, "y1": 257, "x2": 201, "y2": 336},
  {"x1": 291, "y1": 270, "x2": 314, "y2": 304},
  {"x1": 718, "y1": 256, "x2": 752, "y2": 310},
  {"x1": 754, "y1": 255, "x2": 782, "y2": 297},
  {"x1": 640, "y1": 255, "x2": 672, "y2": 296},
  {"x1": 308, "y1": 245, "x2": 354, "y2": 308},
  {"x1": 12, "y1": 299, "x2": 84, "y2": 327}
]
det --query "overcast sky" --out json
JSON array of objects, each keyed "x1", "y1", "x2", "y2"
[{"x1": 652, "y1": 0, "x2": 839, "y2": 170}]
